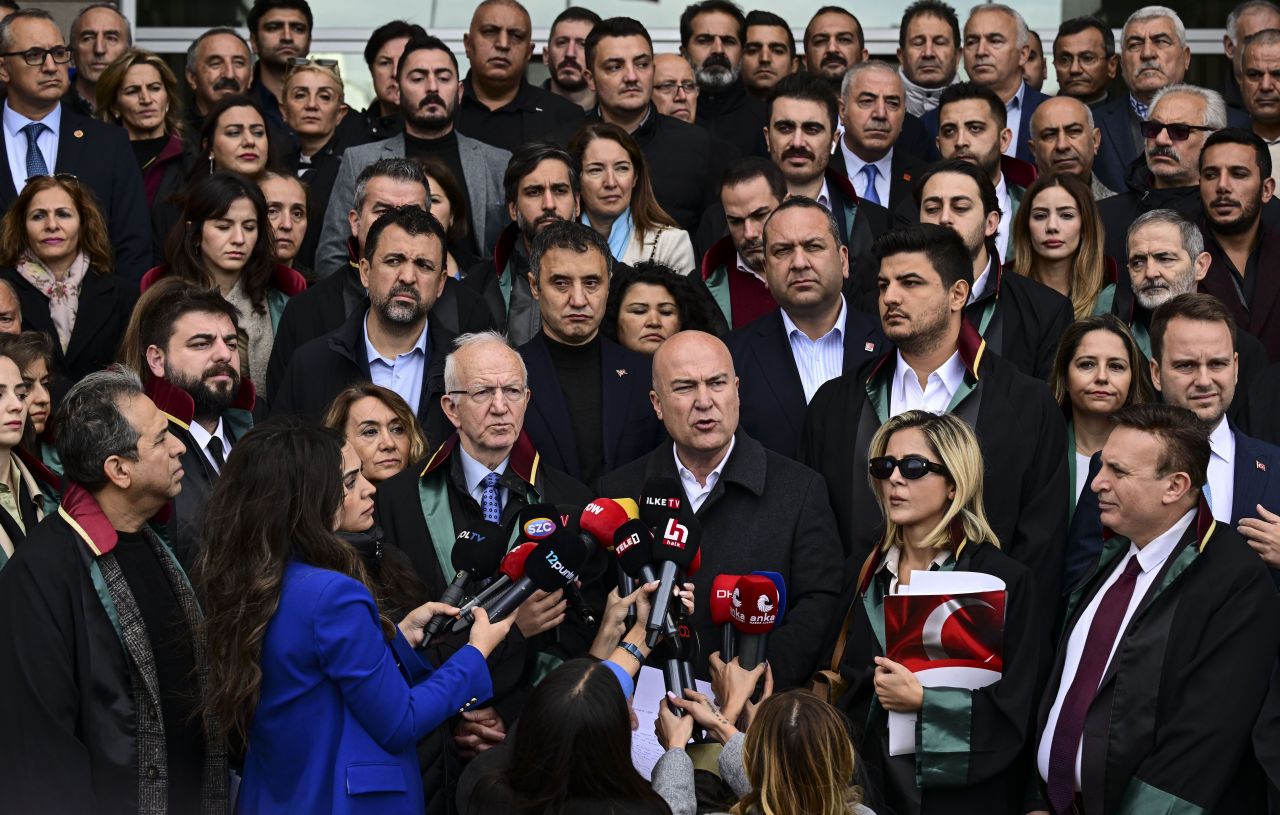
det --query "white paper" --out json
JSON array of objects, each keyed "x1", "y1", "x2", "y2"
[{"x1": 630, "y1": 665, "x2": 715, "y2": 780}]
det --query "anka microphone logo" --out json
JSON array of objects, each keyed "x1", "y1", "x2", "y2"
[
  {"x1": 757, "y1": 594, "x2": 774, "y2": 614},
  {"x1": 731, "y1": 587, "x2": 742, "y2": 608},
  {"x1": 524, "y1": 518, "x2": 556, "y2": 539},
  {"x1": 644, "y1": 496, "x2": 683, "y2": 510},
  {"x1": 544, "y1": 551, "x2": 578, "y2": 581},
  {"x1": 660, "y1": 517, "x2": 689, "y2": 549}
]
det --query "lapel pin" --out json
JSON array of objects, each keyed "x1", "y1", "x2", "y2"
[
  {"x1": 616, "y1": 369, "x2": 628, "y2": 377},
  {"x1": 1258, "y1": 460, "x2": 1267, "y2": 472},
  {"x1": 73, "y1": 129, "x2": 84, "y2": 138},
  {"x1": 864, "y1": 341, "x2": 875, "y2": 352},
  {"x1": 902, "y1": 173, "x2": 911, "y2": 182}
]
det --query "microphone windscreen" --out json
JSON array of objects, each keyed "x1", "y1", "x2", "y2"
[
  {"x1": 522, "y1": 530, "x2": 590, "y2": 591},
  {"x1": 729, "y1": 574, "x2": 780, "y2": 635},
  {"x1": 650, "y1": 512, "x2": 700, "y2": 568},
  {"x1": 580, "y1": 498, "x2": 632, "y2": 547},
  {"x1": 709, "y1": 574, "x2": 741, "y2": 625},
  {"x1": 614, "y1": 497, "x2": 640, "y2": 519},
  {"x1": 613, "y1": 519, "x2": 655, "y2": 579},
  {"x1": 515, "y1": 503, "x2": 559, "y2": 541},
  {"x1": 498, "y1": 542, "x2": 538, "y2": 581},
  {"x1": 449, "y1": 521, "x2": 508, "y2": 575},
  {"x1": 640, "y1": 478, "x2": 688, "y2": 528},
  {"x1": 751, "y1": 570, "x2": 788, "y2": 624}
]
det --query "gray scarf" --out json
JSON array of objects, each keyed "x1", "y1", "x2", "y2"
[{"x1": 901, "y1": 68, "x2": 960, "y2": 117}]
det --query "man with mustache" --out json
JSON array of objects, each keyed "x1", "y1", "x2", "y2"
[
  {"x1": 464, "y1": 142, "x2": 581, "y2": 346},
  {"x1": 64, "y1": 2, "x2": 130, "y2": 116},
  {"x1": 183, "y1": 27, "x2": 253, "y2": 149},
  {"x1": 275, "y1": 206, "x2": 458, "y2": 445},
  {"x1": 680, "y1": 0, "x2": 767, "y2": 159},
  {"x1": 833, "y1": 60, "x2": 928, "y2": 216},
  {"x1": 1222, "y1": 1, "x2": 1280, "y2": 115},
  {"x1": 698, "y1": 157, "x2": 785, "y2": 330},
  {"x1": 541, "y1": 6, "x2": 600, "y2": 111},
  {"x1": 1029, "y1": 96, "x2": 1116, "y2": 200},
  {"x1": 137, "y1": 281, "x2": 253, "y2": 568},
  {"x1": 1098, "y1": 83, "x2": 1227, "y2": 262},
  {"x1": 457, "y1": 0, "x2": 583, "y2": 154},
  {"x1": 741, "y1": 10, "x2": 796, "y2": 101},
  {"x1": 921, "y1": 3, "x2": 1048, "y2": 165},
  {"x1": 317, "y1": 35, "x2": 509, "y2": 279},
  {"x1": 1053, "y1": 16, "x2": 1118, "y2": 109},
  {"x1": 1240, "y1": 27, "x2": 1280, "y2": 184},
  {"x1": 897, "y1": 0, "x2": 961, "y2": 117},
  {"x1": 247, "y1": 0, "x2": 312, "y2": 136},
  {"x1": 802, "y1": 7, "x2": 867, "y2": 92}
]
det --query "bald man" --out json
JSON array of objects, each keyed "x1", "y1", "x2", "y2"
[
  {"x1": 1028, "y1": 95, "x2": 1117, "y2": 199},
  {"x1": 653, "y1": 53, "x2": 698, "y2": 123},
  {"x1": 598, "y1": 331, "x2": 844, "y2": 690},
  {"x1": 457, "y1": 0, "x2": 584, "y2": 152}
]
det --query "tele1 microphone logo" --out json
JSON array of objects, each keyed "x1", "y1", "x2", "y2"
[
  {"x1": 616, "y1": 531, "x2": 642, "y2": 556},
  {"x1": 660, "y1": 517, "x2": 689, "y2": 549},
  {"x1": 524, "y1": 518, "x2": 556, "y2": 539}
]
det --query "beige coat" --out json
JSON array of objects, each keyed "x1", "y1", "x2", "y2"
[{"x1": 619, "y1": 225, "x2": 697, "y2": 275}]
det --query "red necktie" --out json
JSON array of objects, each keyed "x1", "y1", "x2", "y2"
[{"x1": 1046, "y1": 555, "x2": 1143, "y2": 814}]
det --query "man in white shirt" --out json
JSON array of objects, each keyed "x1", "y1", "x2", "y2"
[{"x1": 836, "y1": 60, "x2": 928, "y2": 214}]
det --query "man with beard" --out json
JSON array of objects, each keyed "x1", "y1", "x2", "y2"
[
  {"x1": 1198, "y1": 128, "x2": 1280, "y2": 362},
  {"x1": 456, "y1": 0, "x2": 583, "y2": 154},
  {"x1": 680, "y1": 0, "x2": 766, "y2": 158},
  {"x1": 464, "y1": 142, "x2": 581, "y2": 346},
  {"x1": 1098, "y1": 83, "x2": 1228, "y2": 262},
  {"x1": 798, "y1": 222, "x2": 1068, "y2": 618},
  {"x1": 741, "y1": 10, "x2": 796, "y2": 101},
  {"x1": 541, "y1": 7, "x2": 600, "y2": 110},
  {"x1": 699, "y1": 157, "x2": 784, "y2": 330},
  {"x1": 1240, "y1": 28, "x2": 1280, "y2": 184},
  {"x1": 653, "y1": 54, "x2": 698, "y2": 123},
  {"x1": 916, "y1": 159, "x2": 1073, "y2": 380},
  {"x1": 275, "y1": 207, "x2": 457, "y2": 445},
  {"x1": 317, "y1": 35, "x2": 508, "y2": 279},
  {"x1": 136, "y1": 281, "x2": 252, "y2": 568},
  {"x1": 1029, "y1": 96, "x2": 1116, "y2": 200},
  {"x1": 247, "y1": 0, "x2": 312, "y2": 136},
  {"x1": 1052, "y1": 16, "x2": 1118, "y2": 108},
  {"x1": 64, "y1": 3, "x2": 130, "y2": 116},
  {"x1": 802, "y1": 7, "x2": 867, "y2": 92},
  {"x1": 897, "y1": 0, "x2": 961, "y2": 117},
  {"x1": 183, "y1": 28, "x2": 253, "y2": 156}
]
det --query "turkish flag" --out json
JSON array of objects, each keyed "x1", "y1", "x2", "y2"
[{"x1": 884, "y1": 590, "x2": 1006, "y2": 673}]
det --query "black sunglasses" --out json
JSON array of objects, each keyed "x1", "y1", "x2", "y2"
[
  {"x1": 1140, "y1": 119, "x2": 1215, "y2": 142},
  {"x1": 869, "y1": 455, "x2": 948, "y2": 480}
]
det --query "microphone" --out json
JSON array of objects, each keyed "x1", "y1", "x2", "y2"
[
  {"x1": 647, "y1": 512, "x2": 700, "y2": 647},
  {"x1": 653, "y1": 629, "x2": 697, "y2": 718},
  {"x1": 729, "y1": 573, "x2": 781, "y2": 670},
  {"x1": 710, "y1": 574, "x2": 742, "y2": 663},
  {"x1": 613, "y1": 519, "x2": 658, "y2": 583},
  {"x1": 422, "y1": 521, "x2": 507, "y2": 646},
  {"x1": 751, "y1": 570, "x2": 788, "y2": 626},
  {"x1": 613, "y1": 497, "x2": 640, "y2": 519},
  {"x1": 515, "y1": 503, "x2": 560, "y2": 542},
  {"x1": 452, "y1": 541, "x2": 536, "y2": 632},
  {"x1": 580, "y1": 498, "x2": 634, "y2": 550},
  {"x1": 484, "y1": 529, "x2": 589, "y2": 624}
]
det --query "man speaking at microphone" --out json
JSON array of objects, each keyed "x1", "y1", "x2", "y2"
[
  {"x1": 376, "y1": 331, "x2": 593, "y2": 771},
  {"x1": 599, "y1": 330, "x2": 845, "y2": 689}
]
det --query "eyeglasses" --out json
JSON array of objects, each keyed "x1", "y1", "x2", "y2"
[
  {"x1": 1141, "y1": 119, "x2": 1215, "y2": 141},
  {"x1": 653, "y1": 80, "x2": 699, "y2": 96},
  {"x1": 1052, "y1": 52, "x2": 1103, "y2": 68},
  {"x1": 287, "y1": 56, "x2": 340, "y2": 76},
  {"x1": 447, "y1": 384, "x2": 527, "y2": 405},
  {"x1": 869, "y1": 455, "x2": 949, "y2": 480},
  {"x1": 0, "y1": 46, "x2": 72, "y2": 66}
]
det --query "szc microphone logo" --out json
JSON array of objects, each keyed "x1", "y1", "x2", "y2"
[{"x1": 524, "y1": 518, "x2": 556, "y2": 538}]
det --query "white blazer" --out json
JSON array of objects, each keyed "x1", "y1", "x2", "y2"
[{"x1": 619, "y1": 225, "x2": 697, "y2": 275}]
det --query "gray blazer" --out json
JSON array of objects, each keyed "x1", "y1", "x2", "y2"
[{"x1": 314, "y1": 131, "x2": 511, "y2": 278}]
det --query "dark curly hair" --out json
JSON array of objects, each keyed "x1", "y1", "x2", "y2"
[{"x1": 602, "y1": 262, "x2": 722, "y2": 346}]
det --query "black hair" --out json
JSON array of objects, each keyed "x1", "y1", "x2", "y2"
[
  {"x1": 247, "y1": 0, "x2": 312, "y2": 36},
  {"x1": 363, "y1": 205, "x2": 447, "y2": 262},
  {"x1": 503, "y1": 141, "x2": 580, "y2": 204},
  {"x1": 767, "y1": 71, "x2": 839, "y2": 132},
  {"x1": 529, "y1": 219, "x2": 612, "y2": 282},
  {"x1": 805, "y1": 6, "x2": 863, "y2": 50},
  {"x1": 1054, "y1": 15, "x2": 1116, "y2": 57},
  {"x1": 873, "y1": 223, "x2": 974, "y2": 289},
  {"x1": 552, "y1": 6, "x2": 602, "y2": 31},
  {"x1": 603, "y1": 262, "x2": 723, "y2": 344},
  {"x1": 363, "y1": 20, "x2": 427, "y2": 67},
  {"x1": 679, "y1": 0, "x2": 745, "y2": 49},
  {"x1": 745, "y1": 10, "x2": 795, "y2": 56},
  {"x1": 937, "y1": 80, "x2": 1007, "y2": 130},
  {"x1": 396, "y1": 34, "x2": 459, "y2": 80},
  {"x1": 1110, "y1": 403, "x2": 1210, "y2": 487},
  {"x1": 899, "y1": 0, "x2": 960, "y2": 50},
  {"x1": 913, "y1": 157, "x2": 1002, "y2": 219},
  {"x1": 585, "y1": 17, "x2": 653, "y2": 71},
  {"x1": 1201, "y1": 126, "x2": 1273, "y2": 180},
  {"x1": 720, "y1": 155, "x2": 787, "y2": 201}
]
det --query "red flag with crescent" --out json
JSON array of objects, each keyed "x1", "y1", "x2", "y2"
[{"x1": 884, "y1": 590, "x2": 1006, "y2": 673}]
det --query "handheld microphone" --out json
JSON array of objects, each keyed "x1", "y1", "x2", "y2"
[
  {"x1": 422, "y1": 521, "x2": 506, "y2": 646},
  {"x1": 579, "y1": 498, "x2": 635, "y2": 550},
  {"x1": 613, "y1": 519, "x2": 658, "y2": 583},
  {"x1": 729, "y1": 574, "x2": 781, "y2": 670},
  {"x1": 452, "y1": 541, "x2": 536, "y2": 632},
  {"x1": 751, "y1": 570, "x2": 788, "y2": 625},
  {"x1": 515, "y1": 503, "x2": 560, "y2": 542},
  {"x1": 710, "y1": 574, "x2": 742, "y2": 662},
  {"x1": 653, "y1": 631, "x2": 697, "y2": 718},
  {"x1": 647, "y1": 512, "x2": 700, "y2": 648},
  {"x1": 484, "y1": 529, "x2": 589, "y2": 624},
  {"x1": 614, "y1": 497, "x2": 640, "y2": 520}
]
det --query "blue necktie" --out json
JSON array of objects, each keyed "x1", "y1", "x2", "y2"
[
  {"x1": 861, "y1": 164, "x2": 881, "y2": 206},
  {"x1": 21, "y1": 122, "x2": 48, "y2": 180},
  {"x1": 481, "y1": 471, "x2": 501, "y2": 524}
]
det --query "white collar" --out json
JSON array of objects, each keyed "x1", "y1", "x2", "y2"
[
  {"x1": 735, "y1": 252, "x2": 766, "y2": 283},
  {"x1": 816, "y1": 177, "x2": 831, "y2": 210},
  {"x1": 458, "y1": 444, "x2": 510, "y2": 495},
  {"x1": 840, "y1": 138, "x2": 894, "y2": 178},
  {"x1": 878, "y1": 544, "x2": 952, "y2": 575},
  {"x1": 2, "y1": 99, "x2": 60, "y2": 138},
  {"x1": 186, "y1": 416, "x2": 228, "y2": 454},
  {"x1": 781, "y1": 295, "x2": 847, "y2": 342},
  {"x1": 674, "y1": 435, "x2": 735, "y2": 488},
  {"x1": 1006, "y1": 80, "x2": 1027, "y2": 110},
  {"x1": 1208, "y1": 416, "x2": 1235, "y2": 464},
  {"x1": 894, "y1": 347, "x2": 967, "y2": 394},
  {"x1": 970, "y1": 253, "x2": 997, "y2": 303},
  {"x1": 1131, "y1": 507, "x2": 1197, "y2": 572}
]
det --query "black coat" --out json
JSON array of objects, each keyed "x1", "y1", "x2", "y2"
[
  {"x1": 798, "y1": 322, "x2": 1069, "y2": 626},
  {"x1": 828, "y1": 140, "x2": 929, "y2": 216},
  {"x1": 271, "y1": 306, "x2": 456, "y2": 446},
  {"x1": 518, "y1": 333, "x2": 664, "y2": 483},
  {"x1": 1031, "y1": 505, "x2": 1280, "y2": 814},
  {"x1": 286, "y1": 136, "x2": 344, "y2": 272},
  {"x1": 457, "y1": 77, "x2": 585, "y2": 155},
  {"x1": 0, "y1": 267, "x2": 132, "y2": 384},
  {"x1": 1244, "y1": 362, "x2": 1280, "y2": 445},
  {"x1": 694, "y1": 79, "x2": 768, "y2": 158},
  {"x1": 1200, "y1": 225, "x2": 1280, "y2": 363},
  {"x1": 1097, "y1": 159, "x2": 1204, "y2": 263},
  {"x1": 971, "y1": 257, "x2": 1073, "y2": 381},
  {"x1": 597, "y1": 432, "x2": 847, "y2": 690},
  {"x1": 0, "y1": 106, "x2": 151, "y2": 284},
  {"x1": 727, "y1": 303, "x2": 887, "y2": 457}
]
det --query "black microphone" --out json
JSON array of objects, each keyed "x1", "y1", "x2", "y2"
[
  {"x1": 613, "y1": 519, "x2": 679, "y2": 639},
  {"x1": 654, "y1": 632, "x2": 697, "y2": 718},
  {"x1": 451, "y1": 541, "x2": 536, "y2": 632},
  {"x1": 421, "y1": 522, "x2": 506, "y2": 647},
  {"x1": 483, "y1": 529, "x2": 589, "y2": 624},
  {"x1": 554, "y1": 505, "x2": 598, "y2": 627},
  {"x1": 647, "y1": 511, "x2": 700, "y2": 648}
]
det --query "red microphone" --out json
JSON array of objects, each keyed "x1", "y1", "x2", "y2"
[
  {"x1": 729, "y1": 574, "x2": 780, "y2": 670},
  {"x1": 451, "y1": 542, "x2": 536, "y2": 633},
  {"x1": 580, "y1": 498, "x2": 634, "y2": 549},
  {"x1": 710, "y1": 574, "x2": 742, "y2": 663}
]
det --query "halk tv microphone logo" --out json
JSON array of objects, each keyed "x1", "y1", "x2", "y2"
[{"x1": 660, "y1": 517, "x2": 689, "y2": 549}]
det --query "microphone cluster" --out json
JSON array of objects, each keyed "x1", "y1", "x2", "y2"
[{"x1": 709, "y1": 571, "x2": 786, "y2": 670}]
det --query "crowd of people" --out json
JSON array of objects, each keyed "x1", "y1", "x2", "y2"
[{"x1": 0, "y1": 0, "x2": 1277, "y2": 813}]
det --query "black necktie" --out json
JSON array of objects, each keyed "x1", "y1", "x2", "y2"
[{"x1": 207, "y1": 436, "x2": 226, "y2": 470}]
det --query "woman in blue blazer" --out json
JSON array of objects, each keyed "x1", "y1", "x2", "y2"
[{"x1": 198, "y1": 418, "x2": 512, "y2": 814}]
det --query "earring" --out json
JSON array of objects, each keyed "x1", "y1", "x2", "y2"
[{"x1": 208, "y1": 154, "x2": 215, "y2": 175}]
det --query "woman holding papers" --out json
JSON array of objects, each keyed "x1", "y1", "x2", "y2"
[{"x1": 834, "y1": 411, "x2": 1044, "y2": 815}]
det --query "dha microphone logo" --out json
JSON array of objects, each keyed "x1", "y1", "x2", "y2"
[
  {"x1": 714, "y1": 587, "x2": 733, "y2": 600},
  {"x1": 661, "y1": 517, "x2": 689, "y2": 549},
  {"x1": 524, "y1": 518, "x2": 556, "y2": 538}
]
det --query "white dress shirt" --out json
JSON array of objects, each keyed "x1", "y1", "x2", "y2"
[
  {"x1": 993, "y1": 173, "x2": 1012, "y2": 261},
  {"x1": 1037, "y1": 508, "x2": 1196, "y2": 791},
  {"x1": 840, "y1": 140, "x2": 893, "y2": 205},
  {"x1": 1206, "y1": 417, "x2": 1236, "y2": 523},
  {"x1": 890, "y1": 349, "x2": 966, "y2": 417},
  {"x1": 815, "y1": 178, "x2": 832, "y2": 211},
  {"x1": 736, "y1": 252, "x2": 766, "y2": 285},
  {"x1": 969, "y1": 254, "x2": 997, "y2": 304},
  {"x1": 675, "y1": 436, "x2": 735, "y2": 512},
  {"x1": 3, "y1": 100, "x2": 60, "y2": 192},
  {"x1": 459, "y1": 445, "x2": 510, "y2": 512},
  {"x1": 878, "y1": 544, "x2": 951, "y2": 595},
  {"x1": 1074, "y1": 451, "x2": 1093, "y2": 504},
  {"x1": 1003, "y1": 81, "x2": 1027, "y2": 159},
  {"x1": 187, "y1": 416, "x2": 231, "y2": 475},
  {"x1": 782, "y1": 296, "x2": 847, "y2": 402}
]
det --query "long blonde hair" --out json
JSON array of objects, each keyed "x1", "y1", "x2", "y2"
[
  {"x1": 734, "y1": 691, "x2": 863, "y2": 815},
  {"x1": 1010, "y1": 173, "x2": 1107, "y2": 320},
  {"x1": 867, "y1": 411, "x2": 999, "y2": 552}
]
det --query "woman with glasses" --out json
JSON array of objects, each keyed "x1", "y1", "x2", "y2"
[
  {"x1": 0, "y1": 175, "x2": 132, "y2": 384},
  {"x1": 569, "y1": 122, "x2": 697, "y2": 274},
  {"x1": 323, "y1": 383, "x2": 428, "y2": 485},
  {"x1": 1009, "y1": 173, "x2": 1114, "y2": 320},
  {"x1": 833, "y1": 410, "x2": 1042, "y2": 815}
]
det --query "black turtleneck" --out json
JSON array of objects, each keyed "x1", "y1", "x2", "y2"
[
  {"x1": 545, "y1": 333, "x2": 604, "y2": 482},
  {"x1": 130, "y1": 135, "x2": 169, "y2": 172},
  {"x1": 403, "y1": 129, "x2": 471, "y2": 215}
]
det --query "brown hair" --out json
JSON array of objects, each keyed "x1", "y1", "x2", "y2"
[
  {"x1": 0, "y1": 176, "x2": 114, "y2": 275},
  {"x1": 95, "y1": 48, "x2": 184, "y2": 136},
  {"x1": 1010, "y1": 173, "x2": 1107, "y2": 320},
  {"x1": 1149, "y1": 292, "x2": 1238, "y2": 364},
  {"x1": 322, "y1": 383, "x2": 429, "y2": 465},
  {"x1": 569, "y1": 121, "x2": 678, "y2": 235},
  {"x1": 1050, "y1": 314, "x2": 1154, "y2": 412},
  {"x1": 415, "y1": 155, "x2": 472, "y2": 248}
]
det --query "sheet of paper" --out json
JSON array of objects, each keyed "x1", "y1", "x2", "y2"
[{"x1": 630, "y1": 665, "x2": 714, "y2": 780}]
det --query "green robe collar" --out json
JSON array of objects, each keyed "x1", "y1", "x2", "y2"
[{"x1": 865, "y1": 319, "x2": 987, "y2": 424}]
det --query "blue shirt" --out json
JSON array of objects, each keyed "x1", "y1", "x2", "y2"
[
  {"x1": 362, "y1": 313, "x2": 430, "y2": 415},
  {"x1": 781, "y1": 296, "x2": 847, "y2": 402},
  {"x1": 1003, "y1": 81, "x2": 1027, "y2": 159},
  {"x1": 3, "y1": 100, "x2": 60, "y2": 191}
]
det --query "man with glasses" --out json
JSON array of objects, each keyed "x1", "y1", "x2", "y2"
[
  {"x1": 0, "y1": 9, "x2": 149, "y2": 283},
  {"x1": 652, "y1": 53, "x2": 698, "y2": 123},
  {"x1": 1051, "y1": 16, "x2": 1118, "y2": 108}
]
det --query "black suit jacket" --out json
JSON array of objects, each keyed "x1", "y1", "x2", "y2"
[
  {"x1": 972, "y1": 258, "x2": 1074, "y2": 381},
  {"x1": 597, "y1": 431, "x2": 846, "y2": 690},
  {"x1": 517, "y1": 333, "x2": 663, "y2": 483},
  {"x1": 828, "y1": 142, "x2": 928, "y2": 216},
  {"x1": 0, "y1": 267, "x2": 132, "y2": 384},
  {"x1": 0, "y1": 107, "x2": 151, "y2": 283},
  {"x1": 727, "y1": 303, "x2": 887, "y2": 457}
]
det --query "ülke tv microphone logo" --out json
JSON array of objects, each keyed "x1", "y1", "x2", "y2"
[{"x1": 645, "y1": 496, "x2": 683, "y2": 510}]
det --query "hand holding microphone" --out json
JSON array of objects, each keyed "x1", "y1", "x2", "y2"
[
  {"x1": 452, "y1": 542, "x2": 537, "y2": 632},
  {"x1": 728, "y1": 573, "x2": 781, "y2": 670},
  {"x1": 646, "y1": 512, "x2": 700, "y2": 647},
  {"x1": 421, "y1": 522, "x2": 507, "y2": 648}
]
